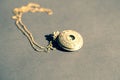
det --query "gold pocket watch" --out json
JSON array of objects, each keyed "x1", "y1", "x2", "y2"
[{"x1": 12, "y1": 3, "x2": 83, "y2": 52}]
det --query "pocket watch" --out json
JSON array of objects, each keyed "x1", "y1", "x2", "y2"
[{"x1": 12, "y1": 3, "x2": 83, "y2": 52}]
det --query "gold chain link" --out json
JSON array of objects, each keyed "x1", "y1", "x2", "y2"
[{"x1": 12, "y1": 3, "x2": 55, "y2": 52}]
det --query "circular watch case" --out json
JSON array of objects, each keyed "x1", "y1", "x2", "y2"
[{"x1": 57, "y1": 30, "x2": 83, "y2": 51}]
